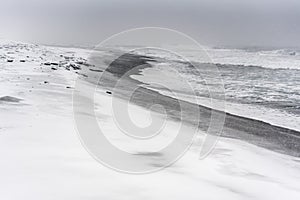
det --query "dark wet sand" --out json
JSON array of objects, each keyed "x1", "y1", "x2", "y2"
[{"x1": 85, "y1": 52, "x2": 300, "y2": 157}]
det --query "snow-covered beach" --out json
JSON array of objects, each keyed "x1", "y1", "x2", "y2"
[{"x1": 1, "y1": 40, "x2": 300, "y2": 199}]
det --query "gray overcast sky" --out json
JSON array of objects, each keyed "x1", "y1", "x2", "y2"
[{"x1": 1, "y1": 0, "x2": 300, "y2": 47}]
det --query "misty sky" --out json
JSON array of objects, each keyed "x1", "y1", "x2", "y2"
[{"x1": 1, "y1": 0, "x2": 300, "y2": 47}]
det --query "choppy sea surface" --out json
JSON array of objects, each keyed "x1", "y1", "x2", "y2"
[{"x1": 130, "y1": 46, "x2": 300, "y2": 131}]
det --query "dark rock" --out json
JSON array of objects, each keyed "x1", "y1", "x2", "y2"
[
  {"x1": 69, "y1": 64, "x2": 81, "y2": 70},
  {"x1": 81, "y1": 73, "x2": 88, "y2": 78},
  {"x1": 64, "y1": 56, "x2": 73, "y2": 60},
  {"x1": 106, "y1": 91, "x2": 112, "y2": 95},
  {"x1": 89, "y1": 69, "x2": 103, "y2": 72},
  {"x1": 20, "y1": 60, "x2": 26, "y2": 62},
  {"x1": 82, "y1": 63, "x2": 94, "y2": 67},
  {"x1": 44, "y1": 62, "x2": 51, "y2": 66},
  {"x1": 7, "y1": 59, "x2": 13, "y2": 62},
  {"x1": 44, "y1": 81, "x2": 49, "y2": 84},
  {"x1": 51, "y1": 67, "x2": 57, "y2": 70},
  {"x1": 76, "y1": 61, "x2": 84, "y2": 65},
  {"x1": 76, "y1": 72, "x2": 88, "y2": 77},
  {"x1": 51, "y1": 62, "x2": 59, "y2": 65},
  {"x1": 0, "y1": 96, "x2": 23, "y2": 103}
]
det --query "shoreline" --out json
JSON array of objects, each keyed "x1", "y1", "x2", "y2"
[
  {"x1": 1, "y1": 39, "x2": 298, "y2": 157},
  {"x1": 85, "y1": 52, "x2": 300, "y2": 157}
]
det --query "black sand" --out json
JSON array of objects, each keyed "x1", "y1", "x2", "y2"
[{"x1": 85, "y1": 52, "x2": 300, "y2": 157}]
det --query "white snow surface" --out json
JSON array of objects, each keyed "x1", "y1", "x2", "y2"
[{"x1": 0, "y1": 40, "x2": 300, "y2": 200}]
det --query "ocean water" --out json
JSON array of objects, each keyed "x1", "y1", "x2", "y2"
[{"x1": 130, "y1": 47, "x2": 300, "y2": 131}]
